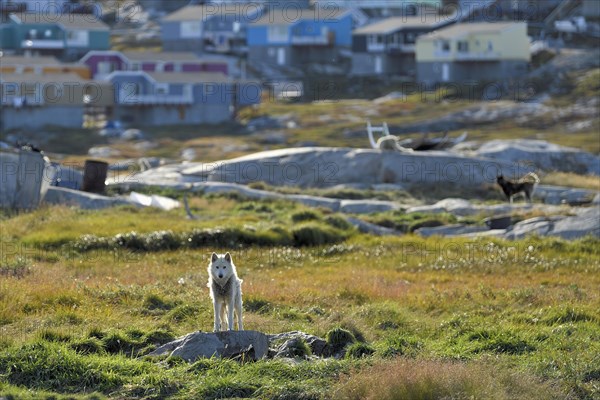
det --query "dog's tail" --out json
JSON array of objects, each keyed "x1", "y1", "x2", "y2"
[{"x1": 519, "y1": 172, "x2": 540, "y2": 184}]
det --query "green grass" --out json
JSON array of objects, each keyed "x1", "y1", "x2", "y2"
[{"x1": 1, "y1": 198, "x2": 599, "y2": 399}]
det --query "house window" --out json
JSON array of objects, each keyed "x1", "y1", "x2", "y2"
[
  {"x1": 267, "y1": 25, "x2": 288, "y2": 42},
  {"x1": 155, "y1": 83, "x2": 168, "y2": 95},
  {"x1": 367, "y1": 35, "x2": 384, "y2": 46},
  {"x1": 66, "y1": 30, "x2": 89, "y2": 46},
  {"x1": 440, "y1": 40, "x2": 450, "y2": 52},
  {"x1": 181, "y1": 21, "x2": 202, "y2": 38},
  {"x1": 487, "y1": 41, "x2": 493, "y2": 51},
  {"x1": 457, "y1": 41, "x2": 469, "y2": 52},
  {"x1": 98, "y1": 61, "x2": 116, "y2": 75}
]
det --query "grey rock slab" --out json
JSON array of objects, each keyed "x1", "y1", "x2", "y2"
[
  {"x1": 415, "y1": 224, "x2": 489, "y2": 238},
  {"x1": 474, "y1": 139, "x2": 600, "y2": 175},
  {"x1": 535, "y1": 185, "x2": 598, "y2": 205},
  {"x1": 44, "y1": 186, "x2": 135, "y2": 210},
  {"x1": 549, "y1": 206, "x2": 600, "y2": 239},
  {"x1": 345, "y1": 217, "x2": 401, "y2": 236},
  {"x1": 339, "y1": 199, "x2": 400, "y2": 214},
  {"x1": 195, "y1": 147, "x2": 520, "y2": 187},
  {"x1": 504, "y1": 216, "x2": 561, "y2": 240},
  {"x1": 149, "y1": 330, "x2": 269, "y2": 361}
]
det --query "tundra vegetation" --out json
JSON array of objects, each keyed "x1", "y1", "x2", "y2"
[{"x1": 1, "y1": 195, "x2": 599, "y2": 399}]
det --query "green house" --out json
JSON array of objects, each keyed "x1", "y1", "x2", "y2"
[{"x1": 0, "y1": 13, "x2": 110, "y2": 61}]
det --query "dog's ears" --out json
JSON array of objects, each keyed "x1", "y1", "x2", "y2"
[
  {"x1": 224, "y1": 252, "x2": 232, "y2": 263},
  {"x1": 211, "y1": 252, "x2": 218, "y2": 262}
]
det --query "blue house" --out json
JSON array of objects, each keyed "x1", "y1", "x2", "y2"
[
  {"x1": 161, "y1": 4, "x2": 263, "y2": 54},
  {"x1": 0, "y1": 12, "x2": 110, "y2": 61},
  {"x1": 105, "y1": 71, "x2": 261, "y2": 126},
  {"x1": 246, "y1": 8, "x2": 354, "y2": 73}
]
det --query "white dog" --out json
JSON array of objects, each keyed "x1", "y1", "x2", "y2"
[{"x1": 207, "y1": 252, "x2": 243, "y2": 331}]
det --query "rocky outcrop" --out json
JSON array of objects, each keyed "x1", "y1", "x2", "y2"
[
  {"x1": 147, "y1": 330, "x2": 344, "y2": 361},
  {"x1": 268, "y1": 331, "x2": 330, "y2": 358},
  {"x1": 149, "y1": 331, "x2": 269, "y2": 362}
]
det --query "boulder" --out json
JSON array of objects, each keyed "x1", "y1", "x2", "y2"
[{"x1": 149, "y1": 330, "x2": 269, "y2": 361}]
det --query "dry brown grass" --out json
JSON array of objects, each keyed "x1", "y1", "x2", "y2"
[
  {"x1": 542, "y1": 172, "x2": 600, "y2": 191},
  {"x1": 333, "y1": 358, "x2": 570, "y2": 400}
]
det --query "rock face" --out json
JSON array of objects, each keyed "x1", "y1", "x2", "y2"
[
  {"x1": 472, "y1": 140, "x2": 600, "y2": 175},
  {"x1": 149, "y1": 331, "x2": 269, "y2": 362}
]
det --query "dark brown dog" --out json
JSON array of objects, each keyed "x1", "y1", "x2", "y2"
[{"x1": 497, "y1": 172, "x2": 540, "y2": 204}]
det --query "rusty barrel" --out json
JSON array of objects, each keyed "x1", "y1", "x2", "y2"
[{"x1": 82, "y1": 160, "x2": 108, "y2": 193}]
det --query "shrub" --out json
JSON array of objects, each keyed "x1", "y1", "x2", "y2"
[
  {"x1": 244, "y1": 296, "x2": 272, "y2": 314},
  {"x1": 324, "y1": 215, "x2": 353, "y2": 230},
  {"x1": 326, "y1": 328, "x2": 355, "y2": 352},
  {"x1": 0, "y1": 256, "x2": 32, "y2": 278},
  {"x1": 292, "y1": 224, "x2": 344, "y2": 247},
  {"x1": 291, "y1": 210, "x2": 321, "y2": 223},
  {"x1": 332, "y1": 359, "x2": 567, "y2": 400},
  {"x1": 113, "y1": 231, "x2": 146, "y2": 251},
  {"x1": 70, "y1": 337, "x2": 105, "y2": 355},
  {"x1": 345, "y1": 342, "x2": 375, "y2": 359},
  {"x1": 39, "y1": 329, "x2": 72, "y2": 343},
  {"x1": 379, "y1": 334, "x2": 423, "y2": 358},
  {"x1": 281, "y1": 338, "x2": 312, "y2": 358},
  {"x1": 143, "y1": 230, "x2": 180, "y2": 251}
]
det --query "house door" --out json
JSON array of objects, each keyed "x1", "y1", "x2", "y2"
[
  {"x1": 442, "y1": 63, "x2": 450, "y2": 82},
  {"x1": 277, "y1": 48, "x2": 286, "y2": 66},
  {"x1": 374, "y1": 56, "x2": 383, "y2": 74}
]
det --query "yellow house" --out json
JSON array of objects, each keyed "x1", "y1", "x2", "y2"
[
  {"x1": 0, "y1": 55, "x2": 91, "y2": 79},
  {"x1": 415, "y1": 22, "x2": 530, "y2": 85}
]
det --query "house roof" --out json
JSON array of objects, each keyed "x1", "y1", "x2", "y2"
[
  {"x1": 353, "y1": 15, "x2": 452, "y2": 35},
  {"x1": 123, "y1": 51, "x2": 202, "y2": 62},
  {"x1": 163, "y1": 4, "x2": 242, "y2": 22},
  {"x1": 251, "y1": 8, "x2": 350, "y2": 26},
  {"x1": 420, "y1": 22, "x2": 522, "y2": 41},
  {"x1": 0, "y1": 55, "x2": 61, "y2": 66},
  {"x1": 146, "y1": 71, "x2": 232, "y2": 84},
  {"x1": 10, "y1": 13, "x2": 109, "y2": 31},
  {"x1": 0, "y1": 72, "x2": 89, "y2": 84}
]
